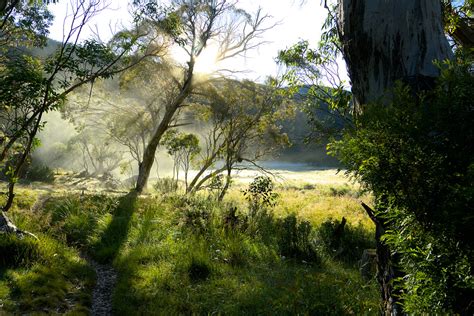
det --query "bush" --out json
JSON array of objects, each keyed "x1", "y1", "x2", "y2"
[
  {"x1": 181, "y1": 206, "x2": 212, "y2": 234},
  {"x1": 330, "y1": 59, "x2": 474, "y2": 313},
  {"x1": 24, "y1": 161, "x2": 55, "y2": 183},
  {"x1": 153, "y1": 177, "x2": 179, "y2": 194},
  {"x1": 0, "y1": 234, "x2": 41, "y2": 267},
  {"x1": 317, "y1": 218, "x2": 374, "y2": 264},
  {"x1": 243, "y1": 176, "x2": 279, "y2": 215},
  {"x1": 276, "y1": 214, "x2": 318, "y2": 263}
]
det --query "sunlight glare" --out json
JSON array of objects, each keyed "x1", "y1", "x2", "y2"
[{"x1": 194, "y1": 45, "x2": 220, "y2": 74}]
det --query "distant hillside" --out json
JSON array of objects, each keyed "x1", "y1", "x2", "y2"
[
  {"x1": 278, "y1": 108, "x2": 340, "y2": 166},
  {"x1": 29, "y1": 38, "x2": 62, "y2": 58},
  {"x1": 276, "y1": 85, "x2": 348, "y2": 167}
]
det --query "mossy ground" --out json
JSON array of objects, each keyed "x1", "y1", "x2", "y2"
[{"x1": 1, "y1": 178, "x2": 379, "y2": 315}]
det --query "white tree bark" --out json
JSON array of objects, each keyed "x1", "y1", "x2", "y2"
[{"x1": 337, "y1": 0, "x2": 453, "y2": 107}]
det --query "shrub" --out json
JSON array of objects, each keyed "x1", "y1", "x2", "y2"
[
  {"x1": 317, "y1": 218, "x2": 374, "y2": 264},
  {"x1": 0, "y1": 234, "x2": 41, "y2": 267},
  {"x1": 181, "y1": 207, "x2": 212, "y2": 234},
  {"x1": 243, "y1": 176, "x2": 279, "y2": 215},
  {"x1": 176, "y1": 196, "x2": 217, "y2": 235},
  {"x1": 24, "y1": 161, "x2": 55, "y2": 183},
  {"x1": 276, "y1": 214, "x2": 318, "y2": 262},
  {"x1": 330, "y1": 59, "x2": 474, "y2": 313},
  {"x1": 153, "y1": 177, "x2": 179, "y2": 194}
]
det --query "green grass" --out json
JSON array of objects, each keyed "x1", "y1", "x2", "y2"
[
  {"x1": 0, "y1": 234, "x2": 94, "y2": 314},
  {"x1": 225, "y1": 182, "x2": 374, "y2": 230},
  {"x1": 110, "y1": 194, "x2": 378, "y2": 314},
  {"x1": 0, "y1": 191, "x2": 98, "y2": 314},
  {"x1": 1, "y1": 180, "x2": 379, "y2": 314}
]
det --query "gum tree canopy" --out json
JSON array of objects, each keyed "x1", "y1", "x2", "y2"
[{"x1": 337, "y1": 0, "x2": 453, "y2": 107}]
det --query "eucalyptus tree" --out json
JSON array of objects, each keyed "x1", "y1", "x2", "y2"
[
  {"x1": 68, "y1": 127, "x2": 123, "y2": 176},
  {"x1": 281, "y1": 0, "x2": 472, "y2": 313},
  {"x1": 335, "y1": 2, "x2": 459, "y2": 313},
  {"x1": 0, "y1": 0, "x2": 165, "y2": 235},
  {"x1": 131, "y1": 0, "x2": 274, "y2": 193},
  {"x1": 160, "y1": 129, "x2": 200, "y2": 191},
  {"x1": 336, "y1": 0, "x2": 453, "y2": 109},
  {"x1": 187, "y1": 79, "x2": 291, "y2": 200},
  {"x1": 63, "y1": 58, "x2": 179, "y2": 175}
]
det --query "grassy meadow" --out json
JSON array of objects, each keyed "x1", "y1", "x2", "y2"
[{"x1": 0, "y1": 170, "x2": 379, "y2": 315}]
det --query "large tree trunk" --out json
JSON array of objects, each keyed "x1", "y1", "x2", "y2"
[
  {"x1": 134, "y1": 63, "x2": 194, "y2": 194},
  {"x1": 337, "y1": 0, "x2": 453, "y2": 108},
  {"x1": 336, "y1": 1, "x2": 453, "y2": 314},
  {"x1": 135, "y1": 108, "x2": 179, "y2": 194}
]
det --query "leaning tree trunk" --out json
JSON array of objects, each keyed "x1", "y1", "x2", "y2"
[
  {"x1": 336, "y1": 1, "x2": 453, "y2": 314},
  {"x1": 135, "y1": 108, "x2": 179, "y2": 194},
  {"x1": 134, "y1": 63, "x2": 194, "y2": 194}
]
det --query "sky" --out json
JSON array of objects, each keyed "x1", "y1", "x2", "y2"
[{"x1": 46, "y1": 0, "x2": 331, "y2": 82}]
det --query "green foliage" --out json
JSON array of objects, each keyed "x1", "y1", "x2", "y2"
[
  {"x1": 0, "y1": 3, "x2": 53, "y2": 48},
  {"x1": 275, "y1": 214, "x2": 318, "y2": 262},
  {"x1": 330, "y1": 59, "x2": 474, "y2": 313},
  {"x1": 178, "y1": 197, "x2": 215, "y2": 235},
  {"x1": 23, "y1": 160, "x2": 54, "y2": 183},
  {"x1": 442, "y1": 0, "x2": 473, "y2": 45},
  {"x1": 1, "y1": 0, "x2": 148, "y2": 212},
  {"x1": 131, "y1": 0, "x2": 184, "y2": 43},
  {"x1": 161, "y1": 130, "x2": 200, "y2": 158},
  {"x1": 189, "y1": 79, "x2": 293, "y2": 195},
  {"x1": 0, "y1": 234, "x2": 40, "y2": 268},
  {"x1": 243, "y1": 175, "x2": 279, "y2": 211},
  {"x1": 161, "y1": 130, "x2": 200, "y2": 184},
  {"x1": 277, "y1": 33, "x2": 352, "y2": 143},
  {"x1": 153, "y1": 177, "x2": 179, "y2": 194}
]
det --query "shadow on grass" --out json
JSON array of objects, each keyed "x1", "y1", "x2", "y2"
[
  {"x1": 91, "y1": 192, "x2": 138, "y2": 263},
  {"x1": 112, "y1": 256, "x2": 379, "y2": 315},
  {"x1": 228, "y1": 263, "x2": 378, "y2": 315}
]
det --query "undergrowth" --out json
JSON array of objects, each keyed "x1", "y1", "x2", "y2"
[
  {"x1": 1, "y1": 182, "x2": 378, "y2": 314},
  {"x1": 0, "y1": 234, "x2": 94, "y2": 314}
]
